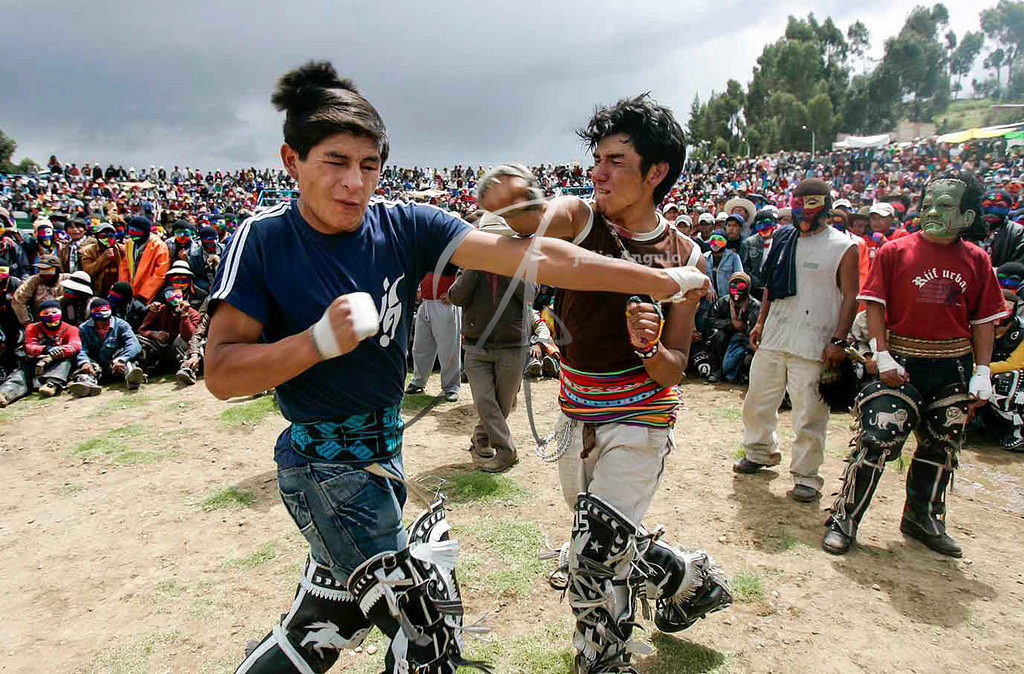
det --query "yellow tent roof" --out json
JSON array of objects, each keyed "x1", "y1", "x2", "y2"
[{"x1": 936, "y1": 123, "x2": 1024, "y2": 143}]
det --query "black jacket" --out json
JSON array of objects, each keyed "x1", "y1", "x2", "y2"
[
  {"x1": 991, "y1": 220, "x2": 1024, "y2": 268},
  {"x1": 760, "y1": 225, "x2": 799, "y2": 301},
  {"x1": 708, "y1": 295, "x2": 761, "y2": 349},
  {"x1": 739, "y1": 232, "x2": 770, "y2": 289}
]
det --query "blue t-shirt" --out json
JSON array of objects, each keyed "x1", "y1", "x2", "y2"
[{"x1": 210, "y1": 199, "x2": 471, "y2": 462}]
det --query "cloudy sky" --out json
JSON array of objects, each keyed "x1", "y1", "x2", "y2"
[{"x1": 1, "y1": 0, "x2": 986, "y2": 170}]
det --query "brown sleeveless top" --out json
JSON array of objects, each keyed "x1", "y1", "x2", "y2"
[{"x1": 553, "y1": 207, "x2": 700, "y2": 373}]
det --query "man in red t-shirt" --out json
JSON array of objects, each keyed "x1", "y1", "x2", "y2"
[{"x1": 823, "y1": 172, "x2": 1006, "y2": 558}]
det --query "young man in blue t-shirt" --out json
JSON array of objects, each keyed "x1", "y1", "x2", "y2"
[{"x1": 211, "y1": 61, "x2": 709, "y2": 674}]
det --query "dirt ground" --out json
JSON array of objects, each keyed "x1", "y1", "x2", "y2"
[{"x1": 1, "y1": 373, "x2": 1022, "y2": 674}]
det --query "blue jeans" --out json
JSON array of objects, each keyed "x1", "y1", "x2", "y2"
[
  {"x1": 276, "y1": 454, "x2": 407, "y2": 580},
  {"x1": 722, "y1": 334, "x2": 750, "y2": 382}
]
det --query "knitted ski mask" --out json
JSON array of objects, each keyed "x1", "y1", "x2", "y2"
[
  {"x1": 125, "y1": 216, "x2": 152, "y2": 245},
  {"x1": 37, "y1": 299, "x2": 62, "y2": 332}
]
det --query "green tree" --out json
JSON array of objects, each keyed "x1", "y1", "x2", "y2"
[
  {"x1": 950, "y1": 31, "x2": 985, "y2": 98},
  {"x1": 0, "y1": 130, "x2": 16, "y2": 173},
  {"x1": 874, "y1": 3, "x2": 952, "y2": 120},
  {"x1": 984, "y1": 47, "x2": 1007, "y2": 93},
  {"x1": 981, "y1": 1, "x2": 1024, "y2": 92}
]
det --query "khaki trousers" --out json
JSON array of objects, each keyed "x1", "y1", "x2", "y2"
[
  {"x1": 741, "y1": 348, "x2": 828, "y2": 491},
  {"x1": 557, "y1": 416, "x2": 674, "y2": 526}
]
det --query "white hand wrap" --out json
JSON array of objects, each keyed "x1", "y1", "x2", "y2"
[
  {"x1": 874, "y1": 350, "x2": 906, "y2": 378},
  {"x1": 311, "y1": 292, "x2": 379, "y2": 360},
  {"x1": 660, "y1": 266, "x2": 710, "y2": 303},
  {"x1": 969, "y1": 365, "x2": 992, "y2": 401}
]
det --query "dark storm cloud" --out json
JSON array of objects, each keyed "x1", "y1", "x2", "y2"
[{"x1": 1, "y1": 0, "x2": 977, "y2": 170}]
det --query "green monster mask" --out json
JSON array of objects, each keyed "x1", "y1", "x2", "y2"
[{"x1": 920, "y1": 179, "x2": 976, "y2": 241}]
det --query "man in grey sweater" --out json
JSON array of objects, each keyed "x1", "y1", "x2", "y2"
[{"x1": 448, "y1": 265, "x2": 534, "y2": 472}]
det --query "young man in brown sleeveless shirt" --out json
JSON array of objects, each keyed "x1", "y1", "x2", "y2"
[{"x1": 479, "y1": 95, "x2": 732, "y2": 674}]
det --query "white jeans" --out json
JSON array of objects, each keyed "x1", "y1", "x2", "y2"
[
  {"x1": 557, "y1": 415, "x2": 674, "y2": 526},
  {"x1": 741, "y1": 348, "x2": 829, "y2": 491}
]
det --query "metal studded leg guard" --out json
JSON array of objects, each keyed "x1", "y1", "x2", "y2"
[
  {"x1": 902, "y1": 384, "x2": 971, "y2": 541},
  {"x1": 567, "y1": 493, "x2": 653, "y2": 674},
  {"x1": 234, "y1": 556, "x2": 372, "y2": 674},
  {"x1": 826, "y1": 381, "x2": 922, "y2": 541},
  {"x1": 347, "y1": 499, "x2": 490, "y2": 674},
  {"x1": 643, "y1": 537, "x2": 732, "y2": 633},
  {"x1": 989, "y1": 371, "x2": 1024, "y2": 450}
]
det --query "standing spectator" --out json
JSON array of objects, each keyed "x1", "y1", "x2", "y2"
[
  {"x1": 740, "y1": 209, "x2": 776, "y2": 292},
  {"x1": 868, "y1": 202, "x2": 907, "y2": 241},
  {"x1": 704, "y1": 230, "x2": 743, "y2": 298},
  {"x1": 981, "y1": 189, "x2": 1024, "y2": 267},
  {"x1": 724, "y1": 214, "x2": 745, "y2": 253},
  {"x1": 736, "y1": 179, "x2": 859, "y2": 502},
  {"x1": 68, "y1": 297, "x2": 145, "y2": 397},
  {"x1": 405, "y1": 265, "x2": 462, "y2": 402},
  {"x1": 117, "y1": 215, "x2": 170, "y2": 303},
  {"x1": 192, "y1": 225, "x2": 223, "y2": 296},
  {"x1": 59, "y1": 218, "x2": 96, "y2": 273},
  {"x1": 80, "y1": 223, "x2": 123, "y2": 297},
  {"x1": 448, "y1": 267, "x2": 533, "y2": 472},
  {"x1": 12, "y1": 255, "x2": 68, "y2": 324}
]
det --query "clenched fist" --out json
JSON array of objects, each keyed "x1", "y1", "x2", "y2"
[
  {"x1": 309, "y1": 292, "x2": 380, "y2": 360},
  {"x1": 625, "y1": 299, "x2": 663, "y2": 350}
]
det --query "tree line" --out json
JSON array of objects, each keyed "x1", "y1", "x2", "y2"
[{"x1": 687, "y1": 1, "x2": 1024, "y2": 156}]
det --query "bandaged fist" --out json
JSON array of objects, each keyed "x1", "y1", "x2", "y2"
[
  {"x1": 969, "y1": 365, "x2": 992, "y2": 402},
  {"x1": 625, "y1": 298, "x2": 663, "y2": 350},
  {"x1": 310, "y1": 292, "x2": 380, "y2": 361},
  {"x1": 660, "y1": 266, "x2": 711, "y2": 303}
]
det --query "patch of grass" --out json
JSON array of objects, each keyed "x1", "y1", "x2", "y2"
[
  {"x1": 439, "y1": 471, "x2": 529, "y2": 504},
  {"x1": 732, "y1": 570, "x2": 766, "y2": 603},
  {"x1": 0, "y1": 410, "x2": 14, "y2": 424},
  {"x1": 167, "y1": 399, "x2": 198, "y2": 413},
  {"x1": 74, "y1": 631, "x2": 184, "y2": 674},
  {"x1": 154, "y1": 579, "x2": 186, "y2": 598},
  {"x1": 713, "y1": 407, "x2": 742, "y2": 422},
  {"x1": 402, "y1": 392, "x2": 437, "y2": 414},
  {"x1": 200, "y1": 486, "x2": 254, "y2": 512},
  {"x1": 221, "y1": 541, "x2": 276, "y2": 571},
  {"x1": 458, "y1": 518, "x2": 547, "y2": 598},
  {"x1": 640, "y1": 632, "x2": 729, "y2": 674},
  {"x1": 461, "y1": 622, "x2": 575, "y2": 674},
  {"x1": 732, "y1": 447, "x2": 746, "y2": 460},
  {"x1": 72, "y1": 424, "x2": 169, "y2": 465},
  {"x1": 767, "y1": 531, "x2": 808, "y2": 553},
  {"x1": 218, "y1": 395, "x2": 277, "y2": 428},
  {"x1": 99, "y1": 393, "x2": 154, "y2": 413}
]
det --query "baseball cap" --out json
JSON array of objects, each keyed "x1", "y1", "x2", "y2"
[
  {"x1": 698, "y1": 213, "x2": 715, "y2": 226},
  {"x1": 869, "y1": 202, "x2": 895, "y2": 218},
  {"x1": 833, "y1": 198, "x2": 853, "y2": 210}
]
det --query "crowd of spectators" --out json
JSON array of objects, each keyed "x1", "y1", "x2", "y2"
[{"x1": 1, "y1": 140, "x2": 1022, "y2": 451}]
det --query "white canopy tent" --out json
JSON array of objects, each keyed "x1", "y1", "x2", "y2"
[{"x1": 832, "y1": 133, "x2": 892, "y2": 150}]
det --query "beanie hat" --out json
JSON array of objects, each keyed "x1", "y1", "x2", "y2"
[
  {"x1": 38, "y1": 299, "x2": 60, "y2": 312},
  {"x1": 89, "y1": 297, "x2": 111, "y2": 311},
  {"x1": 110, "y1": 281, "x2": 134, "y2": 298}
]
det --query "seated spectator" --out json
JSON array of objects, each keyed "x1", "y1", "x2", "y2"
[
  {"x1": 724, "y1": 214, "x2": 745, "y2": 253},
  {"x1": 688, "y1": 297, "x2": 715, "y2": 380},
  {"x1": 0, "y1": 216, "x2": 31, "y2": 280},
  {"x1": 107, "y1": 281, "x2": 149, "y2": 331},
  {"x1": 12, "y1": 255, "x2": 69, "y2": 325},
  {"x1": 59, "y1": 218, "x2": 96, "y2": 274},
  {"x1": 0, "y1": 265, "x2": 22, "y2": 367},
  {"x1": 60, "y1": 271, "x2": 94, "y2": 326},
  {"x1": 137, "y1": 286, "x2": 202, "y2": 377},
  {"x1": 703, "y1": 230, "x2": 743, "y2": 299},
  {"x1": 164, "y1": 260, "x2": 203, "y2": 309},
  {"x1": 193, "y1": 225, "x2": 223, "y2": 296},
  {"x1": 68, "y1": 297, "x2": 145, "y2": 397},
  {"x1": 0, "y1": 300, "x2": 81, "y2": 404},
  {"x1": 118, "y1": 216, "x2": 170, "y2": 303},
  {"x1": 982, "y1": 269, "x2": 1024, "y2": 452},
  {"x1": 707, "y1": 271, "x2": 760, "y2": 383}
]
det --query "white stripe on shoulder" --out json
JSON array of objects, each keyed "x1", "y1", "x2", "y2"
[
  {"x1": 571, "y1": 202, "x2": 594, "y2": 245},
  {"x1": 211, "y1": 202, "x2": 288, "y2": 300}
]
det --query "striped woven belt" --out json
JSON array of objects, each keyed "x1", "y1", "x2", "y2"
[
  {"x1": 558, "y1": 363, "x2": 678, "y2": 428},
  {"x1": 889, "y1": 334, "x2": 972, "y2": 359}
]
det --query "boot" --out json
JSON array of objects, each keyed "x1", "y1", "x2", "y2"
[
  {"x1": 175, "y1": 365, "x2": 196, "y2": 386},
  {"x1": 477, "y1": 447, "x2": 518, "y2": 473},
  {"x1": 542, "y1": 355, "x2": 559, "y2": 378},
  {"x1": 901, "y1": 458, "x2": 961, "y2": 558},
  {"x1": 823, "y1": 455, "x2": 887, "y2": 555},
  {"x1": 37, "y1": 382, "x2": 59, "y2": 397},
  {"x1": 126, "y1": 363, "x2": 146, "y2": 391},
  {"x1": 525, "y1": 357, "x2": 542, "y2": 378},
  {"x1": 1000, "y1": 427, "x2": 1024, "y2": 453},
  {"x1": 68, "y1": 376, "x2": 102, "y2": 398}
]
